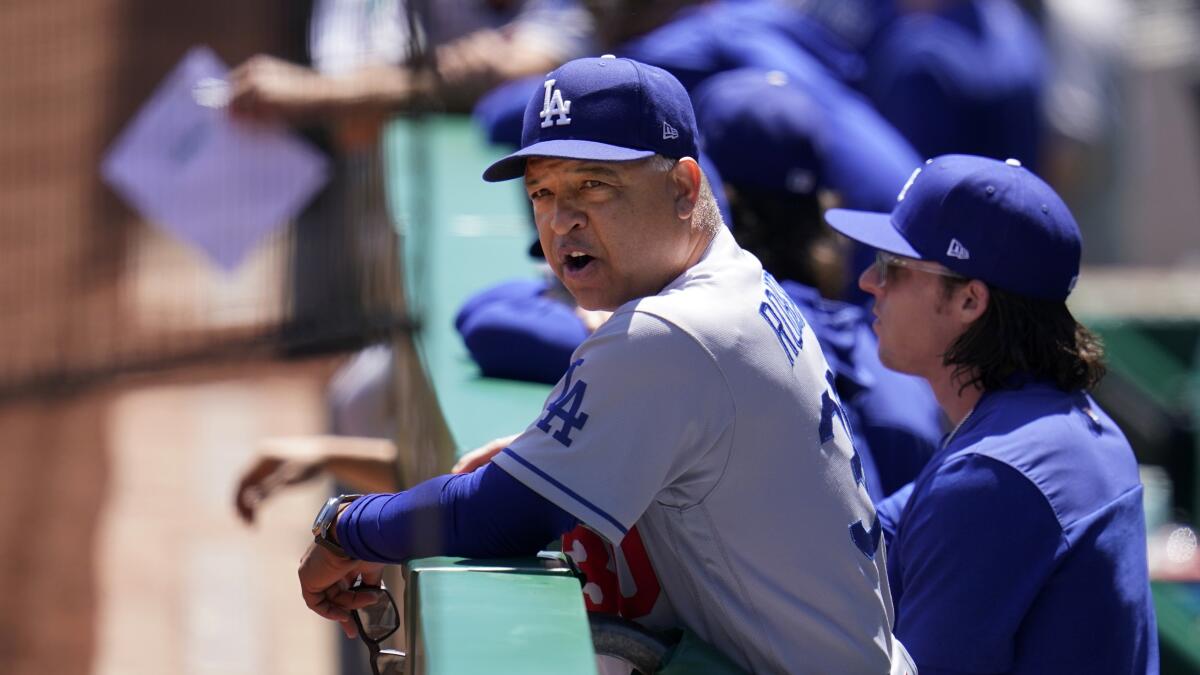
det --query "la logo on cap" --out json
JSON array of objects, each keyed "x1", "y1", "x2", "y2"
[
  {"x1": 540, "y1": 79, "x2": 572, "y2": 128},
  {"x1": 897, "y1": 167, "x2": 922, "y2": 202}
]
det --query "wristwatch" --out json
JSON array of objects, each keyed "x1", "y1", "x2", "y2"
[{"x1": 312, "y1": 494, "x2": 362, "y2": 558}]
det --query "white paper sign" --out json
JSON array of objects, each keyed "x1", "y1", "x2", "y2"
[{"x1": 101, "y1": 46, "x2": 330, "y2": 271}]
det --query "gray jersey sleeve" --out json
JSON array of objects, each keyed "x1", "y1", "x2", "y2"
[{"x1": 492, "y1": 310, "x2": 734, "y2": 544}]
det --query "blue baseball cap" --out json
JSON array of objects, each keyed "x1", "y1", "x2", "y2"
[
  {"x1": 692, "y1": 68, "x2": 923, "y2": 209},
  {"x1": 693, "y1": 69, "x2": 824, "y2": 196},
  {"x1": 482, "y1": 56, "x2": 700, "y2": 182},
  {"x1": 473, "y1": 75, "x2": 542, "y2": 148},
  {"x1": 825, "y1": 154, "x2": 1082, "y2": 301}
]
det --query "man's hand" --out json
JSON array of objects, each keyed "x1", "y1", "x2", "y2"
[
  {"x1": 452, "y1": 433, "x2": 520, "y2": 474},
  {"x1": 235, "y1": 451, "x2": 322, "y2": 524},
  {"x1": 298, "y1": 543, "x2": 385, "y2": 638},
  {"x1": 228, "y1": 55, "x2": 339, "y2": 124},
  {"x1": 234, "y1": 436, "x2": 396, "y2": 524}
]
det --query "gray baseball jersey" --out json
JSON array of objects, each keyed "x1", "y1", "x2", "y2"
[{"x1": 493, "y1": 228, "x2": 899, "y2": 673}]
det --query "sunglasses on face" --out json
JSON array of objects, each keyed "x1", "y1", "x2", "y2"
[
  {"x1": 871, "y1": 251, "x2": 965, "y2": 287},
  {"x1": 351, "y1": 583, "x2": 406, "y2": 675}
]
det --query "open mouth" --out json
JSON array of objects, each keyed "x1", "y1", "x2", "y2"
[{"x1": 563, "y1": 252, "x2": 595, "y2": 272}]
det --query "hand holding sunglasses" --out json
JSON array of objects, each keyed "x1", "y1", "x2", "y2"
[{"x1": 350, "y1": 582, "x2": 406, "y2": 675}]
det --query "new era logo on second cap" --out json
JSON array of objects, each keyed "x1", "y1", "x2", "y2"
[
  {"x1": 662, "y1": 121, "x2": 678, "y2": 140},
  {"x1": 947, "y1": 238, "x2": 970, "y2": 260}
]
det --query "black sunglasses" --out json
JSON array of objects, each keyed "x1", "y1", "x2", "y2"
[{"x1": 350, "y1": 583, "x2": 406, "y2": 675}]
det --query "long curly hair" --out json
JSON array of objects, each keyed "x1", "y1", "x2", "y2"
[{"x1": 941, "y1": 281, "x2": 1106, "y2": 393}]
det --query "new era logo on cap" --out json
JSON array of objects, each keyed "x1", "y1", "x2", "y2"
[
  {"x1": 663, "y1": 121, "x2": 678, "y2": 140},
  {"x1": 946, "y1": 238, "x2": 970, "y2": 260}
]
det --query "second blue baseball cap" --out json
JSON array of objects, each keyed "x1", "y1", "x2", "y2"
[
  {"x1": 693, "y1": 69, "x2": 824, "y2": 196},
  {"x1": 482, "y1": 56, "x2": 700, "y2": 182},
  {"x1": 824, "y1": 154, "x2": 1082, "y2": 301}
]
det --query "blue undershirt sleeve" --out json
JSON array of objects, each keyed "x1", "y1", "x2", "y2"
[{"x1": 335, "y1": 462, "x2": 578, "y2": 563}]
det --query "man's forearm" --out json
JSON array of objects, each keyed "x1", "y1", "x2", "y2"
[
  {"x1": 335, "y1": 463, "x2": 577, "y2": 562},
  {"x1": 323, "y1": 455, "x2": 399, "y2": 493},
  {"x1": 433, "y1": 31, "x2": 562, "y2": 111}
]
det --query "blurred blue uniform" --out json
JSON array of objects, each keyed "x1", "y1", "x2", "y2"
[
  {"x1": 779, "y1": 0, "x2": 899, "y2": 55},
  {"x1": 691, "y1": 66, "x2": 920, "y2": 303},
  {"x1": 454, "y1": 277, "x2": 587, "y2": 385},
  {"x1": 691, "y1": 67, "x2": 919, "y2": 218},
  {"x1": 861, "y1": 0, "x2": 1046, "y2": 169},
  {"x1": 617, "y1": 1, "x2": 866, "y2": 88},
  {"x1": 876, "y1": 380, "x2": 1159, "y2": 673},
  {"x1": 475, "y1": 0, "x2": 874, "y2": 144}
]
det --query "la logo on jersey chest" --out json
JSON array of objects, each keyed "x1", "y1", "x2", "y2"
[{"x1": 540, "y1": 79, "x2": 572, "y2": 128}]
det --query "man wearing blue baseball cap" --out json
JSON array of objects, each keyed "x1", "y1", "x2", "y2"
[
  {"x1": 826, "y1": 154, "x2": 1158, "y2": 673},
  {"x1": 298, "y1": 55, "x2": 915, "y2": 673}
]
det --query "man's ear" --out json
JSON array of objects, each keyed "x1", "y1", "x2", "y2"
[
  {"x1": 958, "y1": 279, "x2": 990, "y2": 323},
  {"x1": 669, "y1": 157, "x2": 702, "y2": 220}
]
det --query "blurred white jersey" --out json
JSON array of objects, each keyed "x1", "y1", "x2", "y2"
[{"x1": 309, "y1": 0, "x2": 593, "y2": 75}]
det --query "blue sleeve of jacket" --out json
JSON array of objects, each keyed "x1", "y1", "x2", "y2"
[
  {"x1": 892, "y1": 455, "x2": 1063, "y2": 673},
  {"x1": 335, "y1": 462, "x2": 579, "y2": 562}
]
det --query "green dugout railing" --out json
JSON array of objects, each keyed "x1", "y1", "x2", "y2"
[
  {"x1": 384, "y1": 116, "x2": 595, "y2": 675},
  {"x1": 402, "y1": 557, "x2": 596, "y2": 675},
  {"x1": 385, "y1": 116, "x2": 551, "y2": 453}
]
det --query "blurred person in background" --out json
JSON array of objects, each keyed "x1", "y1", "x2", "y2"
[
  {"x1": 778, "y1": 0, "x2": 1046, "y2": 170},
  {"x1": 232, "y1": 0, "x2": 593, "y2": 521},
  {"x1": 235, "y1": 349, "x2": 401, "y2": 524},
  {"x1": 229, "y1": 0, "x2": 594, "y2": 129},
  {"x1": 1036, "y1": 0, "x2": 1130, "y2": 264},
  {"x1": 858, "y1": 0, "x2": 1046, "y2": 170},
  {"x1": 596, "y1": 0, "x2": 862, "y2": 92}
]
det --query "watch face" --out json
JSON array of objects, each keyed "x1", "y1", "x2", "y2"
[{"x1": 313, "y1": 496, "x2": 340, "y2": 536}]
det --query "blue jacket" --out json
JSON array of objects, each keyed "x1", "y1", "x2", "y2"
[{"x1": 878, "y1": 380, "x2": 1158, "y2": 674}]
